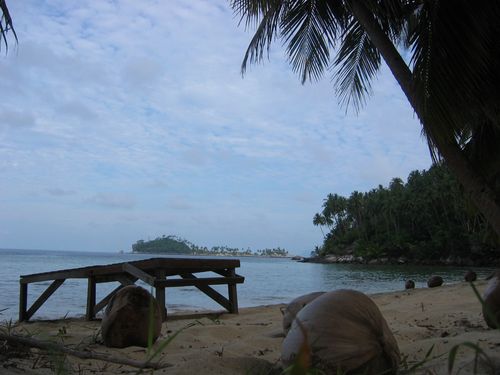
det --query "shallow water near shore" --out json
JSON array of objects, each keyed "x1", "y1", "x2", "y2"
[{"x1": 0, "y1": 248, "x2": 495, "y2": 322}]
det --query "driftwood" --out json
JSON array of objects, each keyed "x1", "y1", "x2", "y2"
[{"x1": 0, "y1": 333, "x2": 170, "y2": 370}]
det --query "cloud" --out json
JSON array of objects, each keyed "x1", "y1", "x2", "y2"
[
  {"x1": 87, "y1": 193, "x2": 136, "y2": 209},
  {"x1": 167, "y1": 198, "x2": 193, "y2": 211},
  {"x1": 1, "y1": 109, "x2": 37, "y2": 129},
  {"x1": 46, "y1": 188, "x2": 76, "y2": 197},
  {"x1": 0, "y1": 0, "x2": 432, "y2": 253}
]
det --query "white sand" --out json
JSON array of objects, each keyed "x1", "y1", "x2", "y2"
[{"x1": 3, "y1": 280, "x2": 500, "y2": 374}]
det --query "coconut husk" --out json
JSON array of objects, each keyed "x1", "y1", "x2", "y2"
[
  {"x1": 483, "y1": 270, "x2": 500, "y2": 329},
  {"x1": 281, "y1": 289, "x2": 400, "y2": 374},
  {"x1": 101, "y1": 285, "x2": 162, "y2": 348},
  {"x1": 427, "y1": 275, "x2": 443, "y2": 288},
  {"x1": 464, "y1": 270, "x2": 477, "y2": 282},
  {"x1": 281, "y1": 292, "x2": 325, "y2": 335},
  {"x1": 405, "y1": 280, "x2": 415, "y2": 289}
]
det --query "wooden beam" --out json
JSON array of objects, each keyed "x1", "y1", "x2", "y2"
[
  {"x1": 19, "y1": 283, "x2": 28, "y2": 322},
  {"x1": 26, "y1": 279, "x2": 65, "y2": 320},
  {"x1": 180, "y1": 274, "x2": 231, "y2": 311},
  {"x1": 155, "y1": 270, "x2": 167, "y2": 321},
  {"x1": 155, "y1": 276, "x2": 244, "y2": 288},
  {"x1": 122, "y1": 263, "x2": 156, "y2": 286},
  {"x1": 115, "y1": 275, "x2": 137, "y2": 286},
  {"x1": 20, "y1": 270, "x2": 88, "y2": 284},
  {"x1": 227, "y1": 269, "x2": 239, "y2": 313},
  {"x1": 86, "y1": 277, "x2": 96, "y2": 320}
]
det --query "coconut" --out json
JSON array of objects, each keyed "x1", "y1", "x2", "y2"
[
  {"x1": 281, "y1": 289, "x2": 400, "y2": 374},
  {"x1": 464, "y1": 270, "x2": 477, "y2": 282},
  {"x1": 282, "y1": 292, "x2": 325, "y2": 335},
  {"x1": 427, "y1": 275, "x2": 443, "y2": 288},
  {"x1": 101, "y1": 285, "x2": 162, "y2": 348},
  {"x1": 405, "y1": 280, "x2": 415, "y2": 289},
  {"x1": 483, "y1": 270, "x2": 500, "y2": 329}
]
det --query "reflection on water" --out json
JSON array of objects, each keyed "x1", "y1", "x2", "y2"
[{"x1": 0, "y1": 248, "x2": 494, "y2": 321}]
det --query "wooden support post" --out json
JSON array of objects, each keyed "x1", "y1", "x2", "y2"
[
  {"x1": 179, "y1": 273, "x2": 232, "y2": 311},
  {"x1": 19, "y1": 282, "x2": 28, "y2": 322},
  {"x1": 155, "y1": 270, "x2": 166, "y2": 321},
  {"x1": 227, "y1": 269, "x2": 239, "y2": 314},
  {"x1": 26, "y1": 279, "x2": 65, "y2": 321},
  {"x1": 86, "y1": 276, "x2": 96, "y2": 320}
]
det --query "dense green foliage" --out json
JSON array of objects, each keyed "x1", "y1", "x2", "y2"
[
  {"x1": 132, "y1": 235, "x2": 192, "y2": 254},
  {"x1": 313, "y1": 164, "x2": 498, "y2": 263},
  {"x1": 132, "y1": 235, "x2": 288, "y2": 257}
]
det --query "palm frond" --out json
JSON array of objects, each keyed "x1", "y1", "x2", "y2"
[
  {"x1": 408, "y1": 0, "x2": 500, "y2": 158},
  {"x1": 280, "y1": 0, "x2": 345, "y2": 83},
  {"x1": 0, "y1": 0, "x2": 17, "y2": 52},
  {"x1": 333, "y1": 19, "x2": 381, "y2": 112},
  {"x1": 231, "y1": 0, "x2": 286, "y2": 74}
]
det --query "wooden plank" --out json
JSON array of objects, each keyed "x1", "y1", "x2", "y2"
[
  {"x1": 180, "y1": 274, "x2": 231, "y2": 311},
  {"x1": 26, "y1": 279, "x2": 65, "y2": 320},
  {"x1": 155, "y1": 276, "x2": 244, "y2": 288},
  {"x1": 20, "y1": 270, "x2": 89, "y2": 284},
  {"x1": 227, "y1": 269, "x2": 239, "y2": 314},
  {"x1": 19, "y1": 283, "x2": 28, "y2": 322},
  {"x1": 86, "y1": 277, "x2": 96, "y2": 320},
  {"x1": 115, "y1": 275, "x2": 137, "y2": 286},
  {"x1": 20, "y1": 257, "x2": 241, "y2": 283},
  {"x1": 122, "y1": 263, "x2": 156, "y2": 286},
  {"x1": 155, "y1": 270, "x2": 167, "y2": 321}
]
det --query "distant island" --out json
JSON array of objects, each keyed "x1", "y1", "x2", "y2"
[{"x1": 132, "y1": 235, "x2": 289, "y2": 257}]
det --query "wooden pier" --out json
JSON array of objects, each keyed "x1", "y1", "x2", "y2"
[{"x1": 19, "y1": 257, "x2": 244, "y2": 322}]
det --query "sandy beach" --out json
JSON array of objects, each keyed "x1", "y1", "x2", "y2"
[{"x1": 3, "y1": 280, "x2": 499, "y2": 374}]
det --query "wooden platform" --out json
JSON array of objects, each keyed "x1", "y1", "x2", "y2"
[{"x1": 19, "y1": 257, "x2": 244, "y2": 322}]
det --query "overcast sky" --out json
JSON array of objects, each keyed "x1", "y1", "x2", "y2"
[{"x1": 0, "y1": 0, "x2": 431, "y2": 254}]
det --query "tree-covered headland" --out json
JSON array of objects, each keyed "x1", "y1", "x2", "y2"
[
  {"x1": 132, "y1": 235, "x2": 288, "y2": 257},
  {"x1": 312, "y1": 164, "x2": 499, "y2": 265}
]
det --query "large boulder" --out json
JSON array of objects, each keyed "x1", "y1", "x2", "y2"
[
  {"x1": 101, "y1": 285, "x2": 162, "y2": 348},
  {"x1": 483, "y1": 270, "x2": 500, "y2": 329},
  {"x1": 281, "y1": 289, "x2": 399, "y2": 374}
]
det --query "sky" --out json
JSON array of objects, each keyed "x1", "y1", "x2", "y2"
[{"x1": 0, "y1": 0, "x2": 431, "y2": 255}]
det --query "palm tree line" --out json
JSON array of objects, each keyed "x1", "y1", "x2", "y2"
[
  {"x1": 312, "y1": 164, "x2": 497, "y2": 263},
  {"x1": 132, "y1": 235, "x2": 289, "y2": 257}
]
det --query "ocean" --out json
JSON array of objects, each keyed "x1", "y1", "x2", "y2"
[{"x1": 0, "y1": 248, "x2": 494, "y2": 322}]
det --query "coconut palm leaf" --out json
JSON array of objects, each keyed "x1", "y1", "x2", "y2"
[
  {"x1": 279, "y1": 0, "x2": 345, "y2": 83},
  {"x1": 408, "y1": 0, "x2": 500, "y2": 153},
  {"x1": 0, "y1": 0, "x2": 16, "y2": 52},
  {"x1": 233, "y1": 0, "x2": 287, "y2": 74},
  {"x1": 333, "y1": 18, "x2": 381, "y2": 111}
]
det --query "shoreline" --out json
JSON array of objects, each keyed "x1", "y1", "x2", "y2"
[
  {"x1": 129, "y1": 251, "x2": 292, "y2": 259},
  {"x1": 300, "y1": 254, "x2": 500, "y2": 267},
  {"x1": 4, "y1": 281, "x2": 500, "y2": 374}
]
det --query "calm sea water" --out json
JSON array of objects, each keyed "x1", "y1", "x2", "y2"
[{"x1": 0, "y1": 249, "x2": 494, "y2": 322}]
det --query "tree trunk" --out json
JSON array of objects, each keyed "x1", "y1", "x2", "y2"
[{"x1": 349, "y1": 0, "x2": 500, "y2": 239}]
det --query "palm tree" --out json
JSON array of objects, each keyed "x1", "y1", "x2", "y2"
[
  {"x1": 231, "y1": 0, "x2": 500, "y2": 239},
  {"x1": 0, "y1": 0, "x2": 16, "y2": 51}
]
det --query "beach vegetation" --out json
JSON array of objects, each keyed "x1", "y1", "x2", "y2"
[{"x1": 312, "y1": 164, "x2": 498, "y2": 264}]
